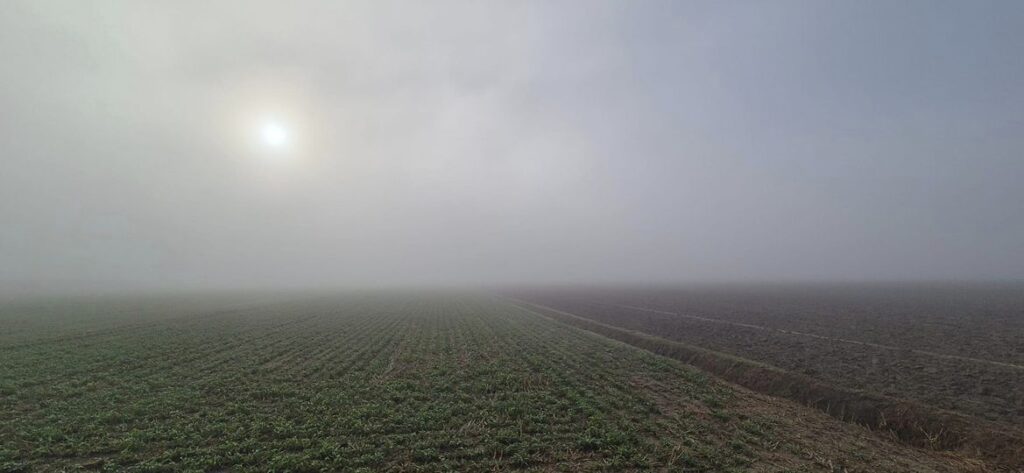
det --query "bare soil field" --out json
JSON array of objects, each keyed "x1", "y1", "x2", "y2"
[{"x1": 511, "y1": 284, "x2": 1024, "y2": 428}]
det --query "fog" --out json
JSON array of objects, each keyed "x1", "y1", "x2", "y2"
[{"x1": 2, "y1": 1, "x2": 1023, "y2": 293}]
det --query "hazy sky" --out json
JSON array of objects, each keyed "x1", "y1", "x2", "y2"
[{"x1": 2, "y1": 1, "x2": 1023, "y2": 291}]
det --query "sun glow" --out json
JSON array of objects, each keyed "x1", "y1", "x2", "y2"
[{"x1": 260, "y1": 120, "x2": 291, "y2": 150}]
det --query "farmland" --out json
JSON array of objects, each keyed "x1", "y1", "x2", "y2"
[
  {"x1": 511, "y1": 284, "x2": 1024, "y2": 430},
  {"x1": 0, "y1": 293, "x2": 980, "y2": 472}
]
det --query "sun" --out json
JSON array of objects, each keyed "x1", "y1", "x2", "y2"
[{"x1": 260, "y1": 120, "x2": 290, "y2": 150}]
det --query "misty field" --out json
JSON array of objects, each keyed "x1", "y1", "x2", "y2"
[
  {"x1": 0, "y1": 294, "x2": 976, "y2": 472},
  {"x1": 513, "y1": 285, "x2": 1024, "y2": 430}
]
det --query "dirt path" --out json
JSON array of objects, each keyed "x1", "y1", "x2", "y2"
[{"x1": 601, "y1": 302, "x2": 1024, "y2": 371}]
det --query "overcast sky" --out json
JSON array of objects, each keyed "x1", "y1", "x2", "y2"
[{"x1": 2, "y1": 1, "x2": 1022, "y2": 292}]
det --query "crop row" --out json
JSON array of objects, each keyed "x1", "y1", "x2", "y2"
[{"x1": 0, "y1": 294, "x2": 973, "y2": 472}]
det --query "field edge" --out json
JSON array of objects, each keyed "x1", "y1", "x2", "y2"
[{"x1": 500, "y1": 296, "x2": 1024, "y2": 471}]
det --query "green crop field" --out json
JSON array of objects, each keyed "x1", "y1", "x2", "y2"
[{"x1": 0, "y1": 294, "x2": 974, "y2": 472}]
